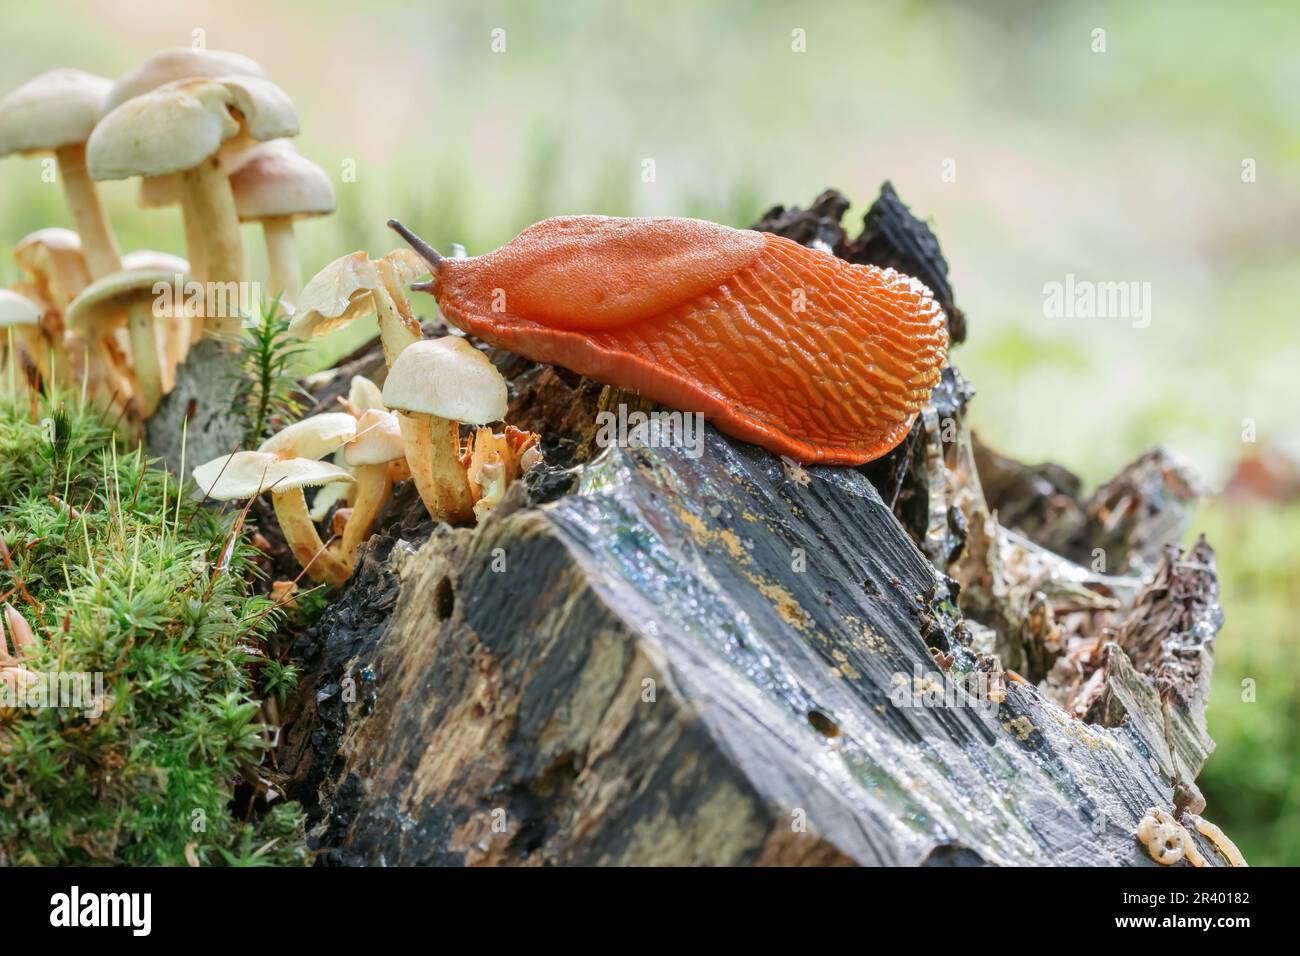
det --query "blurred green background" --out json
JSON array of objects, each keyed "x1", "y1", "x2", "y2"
[{"x1": 1, "y1": 0, "x2": 1296, "y2": 864}]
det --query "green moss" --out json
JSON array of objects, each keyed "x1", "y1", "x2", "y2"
[
  {"x1": 1196, "y1": 500, "x2": 1300, "y2": 867},
  {"x1": 0, "y1": 393, "x2": 308, "y2": 866}
]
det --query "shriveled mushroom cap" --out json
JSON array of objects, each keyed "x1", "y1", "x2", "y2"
[
  {"x1": 193, "y1": 450, "x2": 353, "y2": 500},
  {"x1": 103, "y1": 48, "x2": 265, "y2": 115},
  {"x1": 229, "y1": 140, "x2": 336, "y2": 221},
  {"x1": 0, "y1": 69, "x2": 111, "y2": 157},
  {"x1": 88, "y1": 76, "x2": 299, "y2": 181},
  {"x1": 383, "y1": 336, "x2": 508, "y2": 424},
  {"x1": 14, "y1": 228, "x2": 91, "y2": 309},
  {"x1": 66, "y1": 268, "x2": 176, "y2": 334},
  {"x1": 289, "y1": 250, "x2": 427, "y2": 339},
  {"x1": 346, "y1": 409, "x2": 405, "y2": 465},
  {"x1": 0, "y1": 289, "x2": 42, "y2": 327},
  {"x1": 258, "y1": 412, "x2": 356, "y2": 462},
  {"x1": 121, "y1": 250, "x2": 190, "y2": 274}
]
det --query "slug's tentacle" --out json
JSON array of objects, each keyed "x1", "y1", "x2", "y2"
[{"x1": 388, "y1": 219, "x2": 443, "y2": 270}]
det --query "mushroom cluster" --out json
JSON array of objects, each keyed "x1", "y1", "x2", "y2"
[
  {"x1": 187, "y1": 247, "x2": 544, "y2": 586},
  {"x1": 0, "y1": 48, "x2": 336, "y2": 424},
  {"x1": 4, "y1": 49, "x2": 543, "y2": 588}
]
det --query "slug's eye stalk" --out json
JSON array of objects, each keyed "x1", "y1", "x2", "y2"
[{"x1": 387, "y1": 219, "x2": 443, "y2": 270}]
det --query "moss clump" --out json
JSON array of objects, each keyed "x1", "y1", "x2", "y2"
[{"x1": 0, "y1": 393, "x2": 308, "y2": 865}]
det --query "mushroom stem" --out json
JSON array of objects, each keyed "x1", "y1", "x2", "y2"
[
  {"x1": 55, "y1": 144, "x2": 121, "y2": 279},
  {"x1": 270, "y1": 487, "x2": 352, "y2": 585},
  {"x1": 90, "y1": 336, "x2": 133, "y2": 411},
  {"x1": 340, "y1": 463, "x2": 392, "y2": 568},
  {"x1": 124, "y1": 300, "x2": 164, "y2": 417},
  {"x1": 181, "y1": 154, "x2": 245, "y2": 337},
  {"x1": 262, "y1": 215, "x2": 301, "y2": 305},
  {"x1": 397, "y1": 411, "x2": 473, "y2": 523},
  {"x1": 179, "y1": 188, "x2": 208, "y2": 342},
  {"x1": 17, "y1": 327, "x2": 51, "y2": 390},
  {"x1": 372, "y1": 262, "x2": 422, "y2": 366}
]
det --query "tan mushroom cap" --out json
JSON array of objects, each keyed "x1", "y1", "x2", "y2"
[
  {"x1": 102, "y1": 47, "x2": 265, "y2": 115},
  {"x1": 383, "y1": 337, "x2": 508, "y2": 424},
  {"x1": 122, "y1": 250, "x2": 190, "y2": 274},
  {"x1": 346, "y1": 409, "x2": 405, "y2": 466},
  {"x1": 258, "y1": 412, "x2": 357, "y2": 462},
  {"x1": 193, "y1": 450, "x2": 353, "y2": 500},
  {"x1": 14, "y1": 228, "x2": 91, "y2": 309},
  {"x1": 0, "y1": 69, "x2": 111, "y2": 157},
  {"x1": 0, "y1": 289, "x2": 42, "y2": 326},
  {"x1": 87, "y1": 76, "x2": 299, "y2": 181},
  {"x1": 289, "y1": 250, "x2": 427, "y2": 339},
  {"x1": 65, "y1": 268, "x2": 176, "y2": 334},
  {"x1": 229, "y1": 140, "x2": 336, "y2": 221}
]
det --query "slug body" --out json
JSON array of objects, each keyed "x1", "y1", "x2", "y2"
[{"x1": 413, "y1": 216, "x2": 948, "y2": 465}]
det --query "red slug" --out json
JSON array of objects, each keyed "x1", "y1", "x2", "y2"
[{"x1": 389, "y1": 216, "x2": 948, "y2": 466}]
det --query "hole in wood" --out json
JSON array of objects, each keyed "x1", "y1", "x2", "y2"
[
  {"x1": 807, "y1": 709, "x2": 840, "y2": 737},
  {"x1": 434, "y1": 576, "x2": 455, "y2": 621}
]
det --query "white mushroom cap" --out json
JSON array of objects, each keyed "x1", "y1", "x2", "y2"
[
  {"x1": 14, "y1": 226, "x2": 82, "y2": 256},
  {"x1": 0, "y1": 69, "x2": 111, "y2": 157},
  {"x1": 347, "y1": 375, "x2": 385, "y2": 413},
  {"x1": 289, "y1": 250, "x2": 427, "y2": 339},
  {"x1": 383, "y1": 337, "x2": 508, "y2": 424},
  {"x1": 258, "y1": 412, "x2": 356, "y2": 462},
  {"x1": 13, "y1": 228, "x2": 91, "y2": 309},
  {"x1": 346, "y1": 409, "x2": 405, "y2": 465},
  {"x1": 88, "y1": 76, "x2": 299, "y2": 181},
  {"x1": 65, "y1": 268, "x2": 176, "y2": 334},
  {"x1": 193, "y1": 450, "x2": 353, "y2": 500},
  {"x1": 229, "y1": 140, "x2": 336, "y2": 221},
  {"x1": 0, "y1": 289, "x2": 42, "y2": 327},
  {"x1": 121, "y1": 250, "x2": 190, "y2": 274},
  {"x1": 102, "y1": 48, "x2": 265, "y2": 116}
]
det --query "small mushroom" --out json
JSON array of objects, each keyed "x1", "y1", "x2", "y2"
[
  {"x1": 229, "y1": 140, "x2": 337, "y2": 305},
  {"x1": 310, "y1": 375, "x2": 388, "y2": 522},
  {"x1": 463, "y1": 425, "x2": 543, "y2": 521},
  {"x1": 341, "y1": 408, "x2": 406, "y2": 565},
  {"x1": 290, "y1": 250, "x2": 428, "y2": 366},
  {"x1": 342, "y1": 374, "x2": 385, "y2": 416},
  {"x1": 193, "y1": 412, "x2": 357, "y2": 585},
  {"x1": 12, "y1": 227, "x2": 91, "y2": 377},
  {"x1": 120, "y1": 250, "x2": 192, "y2": 383},
  {"x1": 0, "y1": 70, "x2": 122, "y2": 278},
  {"x1": 0, "y1": 289, "x2": 48, "y2": 392},
  {"x1": 382, "y1": 337, "x2": 507, "y2": 523},
  {"x1": 13, "y1": 227, "x2": 91, "y2": 310},
  {"x1": 66, "y1": 268, "x2": 180, "y2": 416},
  {"x1": 105, "y1": 48, "x2": 265, "y2": 289},
  {"x1": 87, "y1": 76, "x2": 299, "y2": 337}
]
